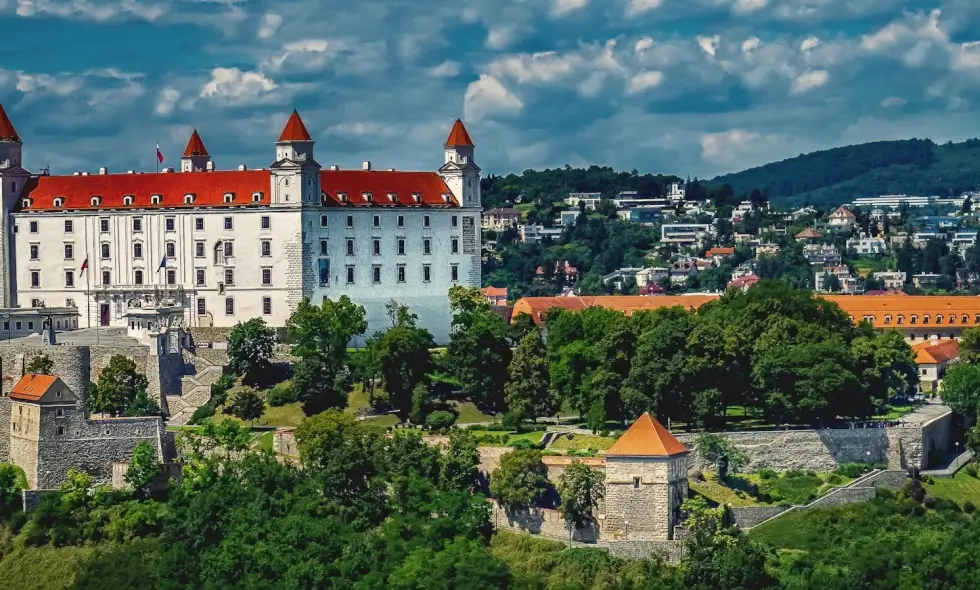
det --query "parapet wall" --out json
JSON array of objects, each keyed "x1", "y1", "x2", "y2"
[{"x1": 490, "y1": 500, "x2": 599, "y2": 543}]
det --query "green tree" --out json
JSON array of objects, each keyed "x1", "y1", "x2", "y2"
[
  {"x1": 292, "y1": 355, "x2": 348, "y2": 416},
  {"x1": 229, "y1": 387, "x2": 265, "y2": 426},
  {"x1": 939, "y1": 364, "x2": 980, "y2": 417},
  {"x1": 959, "y1": 326, "x2": 980, "y2": 365},
  {"x1": 557, "y1": 461, "x2": 604, "y2": 538},
  {"x1": 227, "y1": 318, "x2": 276, "y2": 384},
  {"x1": 504, "y1": 329, "x2": 557, "y2": 421},
  {"x1": 0, "y1": 463, "x2": 26, "y2": 517},
  {"x1": 440, "y1": 429, "x2": 480, "y2": 492},
  {"x1": 448, "y1": 286, "x2": 513, "y2": 412},
  {"x1": 293, "y1": 410, "x2": 382, "y2": 504},
  {"x1": 372, "y1": 308, "x2": 435, "y2": 419},
  {"x1": 122, "y1": 389, "x2": 161, "y2": 417},
  {"x1": 490, "y1": 449, "x2": 549, "y2": 511},
  {"x1": 88, "y1": 355, "x2": 150, "y2": 417},
  {"x1": 694, "y1": 433, "x2": 748, "y2": 481},
  {"x1": 124, "y1": 441, "x2": 161, "y2": 499},
  {"x1": 25, "y1": 354, "x2": 54, "y2": 375}
]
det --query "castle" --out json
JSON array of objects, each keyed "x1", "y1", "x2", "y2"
[{"x1": 0, "y1": 105, "x2": 481, "y2": 344}]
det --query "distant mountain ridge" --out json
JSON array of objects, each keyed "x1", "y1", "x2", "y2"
[{"x1": 709, "y1": 138, "x2": 980, "y2": 207}]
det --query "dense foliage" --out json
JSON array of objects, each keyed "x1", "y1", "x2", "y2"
[
  {"x1": 544, "y1": 281, "x2": 916, "y2": 428},
  {"x1": 710, "y1": 137, "x2": 980, "y2": 205},
  {"x1": 87, "y1": 355, "x2": 157, "y2": 417}
]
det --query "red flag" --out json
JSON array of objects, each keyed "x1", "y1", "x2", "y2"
[
  {"x1": 79, "y1": 256, "x2": 89, "y2": 274},
  {"x1": 156, "y1": 144, "x2": 164, "y2": 163}
]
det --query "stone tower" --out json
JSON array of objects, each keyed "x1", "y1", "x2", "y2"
[
  {"x1": 180, "y1": 129, "x2": 212, "y2": 173},
  {"x1": 0, "y1": 103, "x2": 29, "y2": 308},
  {"x1": 603, "y1": 413, "x2": 689, "y2": 541},
  {"x1": 8, "y1": 374, "x2": 79, "y2": 489},
  {"x1": 439, "y1": 119, "x2": 481, "y2": 209}
]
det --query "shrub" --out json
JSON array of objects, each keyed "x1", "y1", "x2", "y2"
[
  {"x1": 922, "y1": 475, "x2": 935, "y2": 485},
  {"x1": 599, "y1": 429, "x2": 610, "y2": 438},
  {"x1": 565, "y1": 433, "x2": 575, "y2": 441},
  {"x1": 834, "y1": 463, "x2": 874, "y2": 478},
  {"x1": 502, "y1": 411, "x2": 525, "y2": 431},
  {"x1": 210, "y1": 373, "x2": 235, "y2": 407},
  {"x1": 266, "y1": 381, "x2": 296, "y2": 407},
  {"x1": 964, "y1": 500, "x2": 976, "y2": 513},
  {"x1": 923, "y1": 494, "x2": 936, "y2": 509},
  {"x1": 757, "y1": 468, "x2": 777, "y2": 480},
  {"x1": 189, "y1": 406, "x2": 214, "y2": 425},
  {"x1": 511, "y1": 439, "x2": 536, "y2": 450},
  {"x1": 783, "y1": 469, "x2": 806, "y2": 479},
  {"x1": 966, "y1": 463, "x2": 978, "y2": 478},
  {"x1": 825, "y1": 474, "x2": 844, "y2": 485},
  {"x1": 425, "y1": 410, "x2": 457, "y2": 431}
]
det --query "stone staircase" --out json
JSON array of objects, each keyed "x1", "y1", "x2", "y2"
[{"x1": 166, "y1": 349, "x2": 227, "y2": 425}]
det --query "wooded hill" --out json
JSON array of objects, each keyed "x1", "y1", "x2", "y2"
[{"x1": 710, "y1": 138, "x2": 980, "y2": 206}]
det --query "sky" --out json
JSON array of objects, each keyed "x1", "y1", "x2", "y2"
[{"x1": 2, "y1": 0, "x2": 980, "y2": 180}]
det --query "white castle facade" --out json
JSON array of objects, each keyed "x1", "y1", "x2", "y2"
[{"x1": 0, "y1": 106, "x2": 481, "y2": 343}]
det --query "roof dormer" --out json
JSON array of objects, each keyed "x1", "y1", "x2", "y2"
[
  {"x1": 412, "y1": 192, "x2": 422, "y2": 203},
  {"x1": 150, "y1": 194, "x2": 162, "y2": 205},
  {"x1": 338, "y1": 192, "x2": 348, "y2": 203},
  {"x1": 122, "y1": 195, "x2": 134, "y2": 206},
  {"x1": 387, "y1": 192, "x2": 397, "y2": 203},
  {"x1": 184, "y1": 193, "x2": 196, "y2": 205},
  {"x1": 53, "y1": 197, "x2": 63, "y2": 208},
  {"x1": 90, "y1": 196, "x2": 102, "y2": 207},
  {"x1": 362, "y1": 192, "x2": 372, "y2": 202},
  {"x1": 251, "y1": 191, "x2": 263, "y2": 203},
  {"x1": 223, "y1": 192, "x2": 235, "y2": 204},
  {"x1": 21, "y1": 197, "x2": 31, "y2": 209}
]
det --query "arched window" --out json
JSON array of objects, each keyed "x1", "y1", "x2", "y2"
[
  {"x1": 53, "y1": 197, "x2": 63, "y2": 208},
  {"x1": 90, "y1": 196, "x2": 101, "y2": 207},
  {"x1": 884, "y1": 315, "x2": 892, "y2": 325},
  {"x1": 964, "y1": 314, "x2": 970, "y2": 324},
  {"x1": 223, "y1": 193, "x2": 234, "y2": 203},
  {"x1": 897, "y1": 315, "x2": 905, "y2": 325},
  {"x1": 936, "y1": 314, "x2": 944, "y2": 325},
  {"x1": 150, "y1": 195, "x2": 161, "y2": 205},
  {"x1": 910, "y1": 315, "x2": 918, "y2": 325},
  {"x1": 184, "y1": 194, "x2": 195, "y2": 204},
  {"x1": 923, "y1": 315, "x2": 931, "y2": 325},
  {"x1": 122, "y1": 195, "x2": 133, "y2": 206},
  {"x1": 949, "y1": 315, "x2": 956, "y2": 325}
]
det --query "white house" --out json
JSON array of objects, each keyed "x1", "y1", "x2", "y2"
[
  {"x1": 661, "y1": 224, "x2": 713, "y2": 248},
  {"x1": 846, "y1": 235, "x2": 888, "y2": 256},
  {"x1": 0, "y1": 105, "x2": 481, "y2": 344},
  {"x1": 828, "y1": 206, "x2": 857, "y2": 229}
]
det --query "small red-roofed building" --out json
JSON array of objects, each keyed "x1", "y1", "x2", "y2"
[
  {"x1": 482, "y1": 286, "x2": 508, "y2": 306},
  {"x1": 913, "y1": 339, "x2": 959, "y2": 390}
]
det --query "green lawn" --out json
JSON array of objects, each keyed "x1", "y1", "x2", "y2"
[
  {"x1": 454, "y1": 402, "x2": 497, "y2": 424},
  {"x1": 345, "y1": 384, "x2": 373, "y2": 414},
  {"x1": 254, "y1": 431, "x2": 274, "y2": 453},
  {"x1": 471, "y1": 430, "x2": 544, "y2": 446},
  {"x1": 548, "y1": 434, "x2": 616, "y2": 452},
  {"x1": 926, "y1": 471, "x2": 980, "y2": 504},
  {"x1": 359, "y1": 414, "x2": 400, "y2": 428},
  {"x1": 211, "y1": 402, "x2": 304, "y2": 428},
  {"x1": 691, "y1": 470, "x2": 854, "y2": 507},
  {"x1": 690, "y1": 472, "x2": 764, "y2": 507}
]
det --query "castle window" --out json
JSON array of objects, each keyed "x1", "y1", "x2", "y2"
[
  {"x1": 167, "y1": 269, "x2": 176, "y2": 285},
  {"x1": 397, "y1": 239, "x2": 405, "y2": 256},
  {"x1": 29, "y1": 221, "x2": 38, "y2": 234},
  {"x1": 320, "y1": 239, "x2": 329, "y2": 256},
  {"x1": 261, "y1": 216, "x2": 270, "y2": 230},
  {"x1": 56, "y1": 409, "x2": 63, "y2": 417},
  {"x1": 252, "y1": 192, "x2": 263, "y2": 202},
  {"x1": 397, "y1": 264, "x2": 405, "y2": 283},
  {"x1": 133, "y1": 242, "x2": 143, "y2": 259},
  {"x1": 412, "y1": 193, "x2": 421, "y2": 203},
  {"x1": 339, "y1": 192, "x2": 348, "y2": 203},
  {"x1": 105, "y1": 428, "x2": 110, "y2": 435},
  {"x1": 897, "y1": 315, "x2": 904, "y2": 325},
  {"x1": 397, "y1": 215, "x2": 405, "y2": 228},
  {"x1": 451, "y1": 264, "x2": 459, "y2": 282},
  {"x1": 910, "y1": 315, "x2": 918, "y2": 325},
  {"x1": 197, "y1": 298, "x2": 206, "y2": 316},
  {"x1": 373, "y1": 265, "x2": 381, "y2": 284},
  {"x1": 57, "y1": 426, "x2": 64, "y2": 436},
  {"x1": 423, "y1": 239, "x2": 431, "y2": 255},
  {"x1": 320, "y1": 215, "x2": 328, "y2": 228},
  {"x1": 633, "y1": 477, "x2": 641, "y2": 489},
  {"x1": 151, "y1": 194, "x2": 162, "y2": 205},
  {"x1": 451, "y1": 238, "x2": 459, "y2": 254},
  {"x1": 64, "y1": 243, "x2": 74, "y2": 260},
  {"x1": 937, "y1": 314, "x2": 944, "y2": 325},
  {"x1": 133, "y1": 217, "x2": 143, "y2": 232},
  {"x1": 423, "y1": 215, "x2": 431, "y2": 228},
  {"x1": 373, "y1": 214, "x2": 380, "y2": 228},
  {"x1": 64, "y1": 220, "x2": 72, "y2": 233},
  {"x1": 195, "y1": 217, "x2": 204, "y2": 231},
  {"x1": 184, "y1": 194, "x2": 196, "y2": 204},
  {"x1": 166, "y1": 242, "x2": 176, "y2": 258},
  {"x1": 22, "y1": 198, "x2": 31, "y2": 208},
  {"x1": 452, "y1": 215, "x2": 458, "y2": 228},
  {"x1": 123, "y1": 195, "x2": 134, "y2": 206},
  {"x1": 362, "y1": 192, "x2": 372, "y2": 202},
  {"x1": 225, "y1": 297, "x2": 235, "y2": 315},
  {"x1": 165, "y1": 217, "x2": 175, "y2": 232},
  {"x1": 102, "y1": 270, "x2": 110, "y2": 286},
  {"x1": 91, "y1": 196, "x2": 102, "y2": 207},
  {"x1": 263, "y1": 297, "x2": 272, "y2": 316},
  {"x1": 388, "y1": 192, "x2": 397, "y2": 203},
  {"x1": 372, "y1": 239, "x2": 380, "y2": 255},
  {"x1": 346, "y1": 239, "x2": 355, "y2": 256},
  {"x1": 135, "y1": 270, "x2": 144, "y2": 285},
  {"x1": 923, "y1": 315, "x2": 930, "y2": 325},
  {"x1": 261, "y1": 240, "x2": 271, "y2": 257},
  {"x1": 100, "y1": 218, "x2": 109, "y2": 233},
  {"x1": 423, "y1": 264, "x2": 431, "y2": 283},
  {"x1": 223, "y1": 217, "x2": 233, "y2": 230},
  {"x1": 884, "y1": 315, "x2": 892, "y2": 325},
  {"x1": 53, "y1": 197, "x2": 64, "y2": 208},
  {"x1": 30, "y1": 271, "x2": 39, "y2": 288},
  {"x1": 261, "y1": 268, "x2": 272, "y2": 286},
  {"x1": 346, "y1": 215, "x2": 354, "y2": 228},
  {"x1": 223, "y1": 192, "x2": 235, "y2": 203}
]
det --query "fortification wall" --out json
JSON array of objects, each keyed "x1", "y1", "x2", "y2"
[{"x1": 490, "y1": 500, "x2": 599, "y2": 543}]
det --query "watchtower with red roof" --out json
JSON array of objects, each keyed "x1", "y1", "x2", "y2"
[
  {"x1": 0, "y1": 102, "x2": 29, "y2": 308},
  {"x1": 180, "y1": 129, "x2": 212, "y2": 173},
  {"x1": 603, "y1": 413, "x2": 689, "y2": 541},
  {"x1": 439, "y1": 119, "x2": 481, "y2": 209},
  {"x1": 271, "y1": 110, "x2": 320, "y2": 207},
  {"x1": 8, "y1": 373, "x2": 79, "y2": 488}
]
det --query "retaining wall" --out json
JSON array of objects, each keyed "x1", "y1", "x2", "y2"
[
  {"x1": 728, "y1": 505, "x2": 789, "y2": 528},
  {"x1": 490, "y1": 500, "x2": 599, "y2": 543},
  {"x1": 606, "y1": 540, "x2": 685, "y2": 563}
]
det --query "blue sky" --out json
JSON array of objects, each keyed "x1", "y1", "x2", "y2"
[{"x1": 2, "y1": 0, "x2": 980, "y2": 179}]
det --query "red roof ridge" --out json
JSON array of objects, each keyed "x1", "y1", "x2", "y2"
[
  {"x1": 11, "y1": 373, "x2": 58, "y2": 401},
  {"x1": 606, "y1": 413, "x2": 688, "y2": 458},
  {"x1": 444, "y1": 119, "x2": 474, "y2": 147},
  {"x1": 0, "y1": 103, "x2": 20, "y2": 142},
  {"x1": 278, "y1": 110, "x2": 313, "y2": 142},
  {"x1": 182, "y1": 129, "x2": 209, "y2": 158}
]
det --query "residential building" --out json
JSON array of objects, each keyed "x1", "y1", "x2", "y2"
[
  {"x1": 790, "y1": 206, "x2": 818, "y2": 220},
  {"x1": 913, "y1": 274, "x2": 943, "y2": 290},
  {"x1": 795, "y1": 227, "x2": 823, "y2": 242},
  {"x1": 668, "y1": 261, "x2": 698, "y2": 284},
  {"x1": 565, "y1": 192, "x2": 602, "y2": 210},
  {"x1": 846, "y1": 235, "x2": 888, "y2": 256},
  {"x1": 617, "y1": 206, "x2": 664, "y2": 224},
  {"x1": 869, "y1": 208, "x2": 886, "y2": 223},
  {"x1": 803, "y1": 244, "x2": 842, "y2": 266},
  {"x1": 661, "y1": 224, "x2": 713, "y2": 248},
  {"x1": 536, "y1": 261, "x2": 579, "y2": 283},
  {"x1": 730, "y1": 201, "x2": 755, "y2": 223},
  {"x1": 850, "y1": 194, "x2": 966, "y2": 209},
  {"x1": 519, "y1": 224, "x2": 563, "y2": 243},
  {"x1": 728, "y1": 274, "x2": 760, "y2": 291},
  {"x1": 815, "y1": 266, "x2": 863, "y2": 294},
  {"x1": 731, "y1": 262, "x2": 755, "y2": 280},
  {"x1": 635, "y1": 267, "x2": 668, "y2": 286},
  {"x1": 874, "y1": 271, "x2": 906, "y2": 290},
  {"x1": 913, "y1": 339, "x2": 958, "y2": 391},
  {"x1": 602, "y1": 268, "x2": 643, "y2": 291},
  {"x1": 705, "y1": 247, "x2": 735, "y2": 261},
  {"x1": 734, "y1": 233, "x2": 755, "y2": 244},
  {"x1": 482, "y1": 286, "x2": 508, "y2": 306},
  {"x1": 557, "y1": 209, "x2": 580, "y2": 227},
  {"x1": 482, "y1": 207, "x2": 521, "y2": 230},
  {"x1": 0, "y1": 106, "x2": 481, "y2": 344},
  {"x1": 951, "y1": 230, "x2": 978, "y2": 249},
  {"x1": 665, "y1": 182, "x2": 686, "y2": 202},
  {"x1": 828, "y1": 206, "x2": 857, "y2": 229},
  {"x1": 755, "y1": 243, "x2": 780, "y2": 256},
  {"x1": 639, "y1": 283, "x2": 666, "y2": 295}
]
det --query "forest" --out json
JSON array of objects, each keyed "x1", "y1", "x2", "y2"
[{"x1": 710, "y1": 137, "x2": 980, "y2": 206}]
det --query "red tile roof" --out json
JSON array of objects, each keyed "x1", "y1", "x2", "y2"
[
  {"x1": 796, "y1": 227, "x2": 822, "y2": 239},
  {"x1": 482, "y1": 286, "x2": 507, "y2": 298},
  {"x1": 706, "y1": 247, "x2": 735, "y2": 257},
  {"x1": 0, "y1": 103, "x2": 18, "y2": 142},
  {"x1": 319, "y1": 170, "x2": 458, "y2": 207},
  {"x1": 729, "y1": 274, "x2": 761, "y2": 289},
  {"x1": 21, "y1": 170, "x2": 271, "y2": 211},
  {"x1": 10, "y1": 374, "x2": 58, "y2": 402},
  {"x1": 444, "y1": 119, "x2": 474, "y2": 147},
  {"x1": 913, "y1": 339, "x2": 959, "y2": 365},
  {"x1": 606, "y1": 413, "x2": 688, "y2": 457},
  {"x1": 182, "y1": 129, "x2": 209, "y2": 157},
  {"x1": 278, "y1": 110, "x2": 313, "y2": 142}
]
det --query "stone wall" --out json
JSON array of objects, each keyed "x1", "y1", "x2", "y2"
[
  {"x1": 21, "y1": 489, "x2": 58, "y2": 513},
  {"x1": 604, "y1": 455, "x2": 687, "y2": 541},
  {"x1": 728, "y1": 505, "x2": 789, "y2": 529},
  {"x1": 806, "y1": 485, "x2": 877, "y2": 508},
  {"x1": 607, "y1": 540, "x2": 686, "y2": 564},
  {"x1": 274, "y1": 428, "x2": 298, "y2": 457},
  {"x1": 490, "y1": 500, "x2": 599, "y2": 543}
]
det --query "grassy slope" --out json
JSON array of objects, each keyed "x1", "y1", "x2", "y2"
[
  {"x1": 927, "y1": 472, "x2": 980, "y2": 505},
  {"x1": 0, "y1": 546, "x2": 94, "y2": 590}
]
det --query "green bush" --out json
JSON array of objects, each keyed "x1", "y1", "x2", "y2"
[
  {"x1": 759, "y1": 473, "x2": 824, "y2": 506},
  {"x1": 966, "y1": 463, "x2": 978, "y2": 478},
  {"x1": 833, "y1": 463, "x2": 875, "y2": 478},
  {"x1": 565, "y1": 433, "x2": 575, "y2": 441},
  {"x1": 964, "y1": 500, "x2": 977, "y2": 513},
  {"x1": 265, "y1": 381, "x2": 297, "y2": 407},
  {"x1": 210, "y1": 373, "x2": 235, "y2": 407},
  {"x1": 502, "y1": 411, "x2": 525, "y2": 431},
  {"x1": 825, "y1": 474, "x2": 844, "y2": 485},
  {"x1": 425, "y1": 411, "x2": 457, "y2": 431},
  {"x1": 511, "y1": 439, "x2": 537, "y2": 450},
  {"x1": 189, "y1": 406, "x2": 214, "y2": 425},
  {"x1": 757, "y1": 468, "x2": 777, "y2": 480}
]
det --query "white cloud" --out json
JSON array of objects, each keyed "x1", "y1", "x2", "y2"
[
  {"x1": 701, "y1": 129, "x2": 763, "y2": 162},
  {"x1": 634, "y1": 37, "x2": 655, "y2": 54},
  {"x1": 741, "y1": 37, "x2": 761, "y2": 53},
  {"x1": 199, "y1": 68, "x2": 281, "y2": 106},
  {"x1": 625, "y1": 0, "x2": 662, "y2": 17},
  {"x1": 488, "y1": 51, "x2": 587, "y2": 84},
  {"x1": 733, "y1": 0, "x2": 767, "y2": 15},
  {"x1": 626, "y1": 70, "x2": 664, "y2": 95},
  {"x1": 15, "y1": 73, "x2": 84, "y2": 96},
  {"x1": 791, "y1": 69, "x2": 829, "y2": 94},
  {"x1": 697, "y1": 35, "x2": 721, "y2": 57},
  {"x1": 265, "y1": 39, "x2": 335, "y2": 72},
  {"x1": 551, "y1": 0, "x2": 588, "y2": 18},
  {"x1": 953, "y1": 41, "x2": 980, "y2": 70},
  {"x1": 257, "y1": 12, "x2": 282, "y2": 40},
  {"x1": 155, "y1": 87, "x2": 180, "y2": 116},
  {"x1": 486, "y1": 27, "x2": 517, "y2": 50},
  {"x1": 861, "y1": 9, "x2": 948, "y2": 53},
  {"x1": 463, "y1": 75, "x2": 523, "y2": 121},
  {"x1": 800, "y1": 36, "x2": 821, "y2": 53},
  {"x1": 14, "y1": 0, "x2": 164, "y2": 22},
  {"x1": 880, "y1": 96, "x2": 906, "y2": 108},
  {"x1": 430, "y1": 60, "x2": 462, "y2": 77}
]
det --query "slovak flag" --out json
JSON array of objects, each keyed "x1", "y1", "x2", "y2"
[
  {"x1": 158, "y1": 256, "x2": 167, "y2": 272},
  {"x1": 79, "y1": 256, "x2": 89, "y2": 275},
  {"x1": 156, "y1": 144, "x2": 164, "y2": 164}
]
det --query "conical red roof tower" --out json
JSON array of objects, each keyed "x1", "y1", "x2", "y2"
[
  {"x1": 278, "y1": 110, "x2": 312, "y2": 142},
  {"x1": 444, "y1": 119, "x2": 474, "y2": 147},
  {"x1": 182, "y1": 129, "x2": 209, "y2": 157},
  {"x1": 0, "y1": 103, "x2": 20, "y2": 142}
]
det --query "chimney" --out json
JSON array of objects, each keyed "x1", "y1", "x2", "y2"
[
  {"x1": 126, "y1": 169, "x2": 135, "y2": 174},
  {"x1": 98, "y1": 167, "x2": 108, "y2": 175},
  {"x1": 362, "y1": 161, "x2": 371, "y2": 171},
  {"x1": 329, "y1": 165, "x2": 339, "y2": 171},
  {"x1": 238, "y1": 164, "x2": 247, "y2": 171},
  {"x1": 206, "y1": 161, "x2": 216, "y2": 172}
]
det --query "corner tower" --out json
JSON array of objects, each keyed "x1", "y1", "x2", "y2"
[
  {"x1": 0, "y1": 103, "x2": 29, "y2": 308},
  {"x1": 180, "y1": 129, "x2": 211, "y2": 173},
  {"x1": 602, "y1": 413, "x2": 689, "y2": 541},
  {"x1": 270, "y1": 110, "x2": 320, "y2": 206},
  {"x1": 439, "y1": 119, "x2": 481, "y2": 208}
]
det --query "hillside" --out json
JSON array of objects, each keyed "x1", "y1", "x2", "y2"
[{"x1": 709, "y1": 138, "x2": 980, "y2": 206}]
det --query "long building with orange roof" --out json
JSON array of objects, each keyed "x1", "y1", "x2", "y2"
[{"x1": 512, "y1": 294, "x2": 980, "y2": 342}]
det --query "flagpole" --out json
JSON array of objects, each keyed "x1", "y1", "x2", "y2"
[
  {"x1": 86, "y1": 254, "x2": 91, "y2": 329},
  {"x1": 156, "y1": 140, "x2": 159, "y2": 173}
]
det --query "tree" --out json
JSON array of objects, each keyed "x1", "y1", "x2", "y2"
[
  {"x1": 959, "y1": 327, "x2": 980, "y2": 365},
  {"x1": 939, "y1": 364, "x2": 980, "y2": 417},
  {"x1": 25, "y1": 354, "x2": 54, "y2": 375},
  {"x1": 440, "y1": 429, "x2": 480, "y2": 492},
  {"x1": 293, "y1": 410, "x2": 382, "y2": 503},
  {"x1": 823, "y1": 272, "x2": 841, "y2": 292},
  {"x1": 490, "y1": 448, "x2": 549, "y2": 511},
  {"x1": 229, "y1": 387, "x2": 264, "y2": 426},
  {"x1": 88, "y1": 355, "x2": 150, "y2": 417},
  {"x1": 0, "y1": 463, "x2": 26, "y2": 518},
  {"x1": 557, "y1": 461, "x2": 604, "y2": 541},
  {"x1": 292, "y1": 355, "x2": 348, "y2": 416},
  {"x1": 125, "y1": 441, "x2": 161, "y2": 499},
  {"x1": 504, "y1": 330, "x2": 558, "y2": 421},
  {"x1": 372, "y1": 308, "x2": 435, "y2": 419},
  {"x1": 694, "y1": 434, "x2": 748, "y2": 481},
  {"x1": 123, "y1": 389, "x2": 161, "y2": 417},
  {"x1": 227, "y1": 318, "x2": 276, "y2": 384},
  {"x1": 447, "y1": 286, "x2": 513, "y2": 412}
]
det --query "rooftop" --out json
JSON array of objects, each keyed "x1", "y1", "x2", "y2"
[
  {"x1": 10, "y1": 373, "x2": 58, "y2": 402},
  {"x1": 606, "y1": 413, "x2": 688, "y2": 457},
  {"x1": 0, "y1": 103, "x2": 19, "y2": 142},
  {"x1": 913, "y1": 339, "x2": 959, "y2": 364}
]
